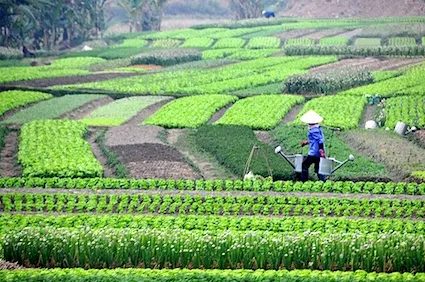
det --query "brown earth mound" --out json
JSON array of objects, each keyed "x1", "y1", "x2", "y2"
[{"x1": 281, "y1": 0, "x2": 425, "y2": 18}]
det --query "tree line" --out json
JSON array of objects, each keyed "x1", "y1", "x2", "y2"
[{"x1": 0, "y1": 0, "x2": 287, "y2": 50}]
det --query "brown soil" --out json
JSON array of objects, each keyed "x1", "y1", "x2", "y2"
[
  {"x1": 281, "y1": 0, "x2": 425, "y2": 18},
  {"x1": 337, "y1": 29, "x2": 364, "y2": 39},
  {"x1": 301, "y1": 29, "x2": 348, "y2": 40},
  {"x1": 106, "y1": 125, "x2": 165, "y2": 146},
  {"x1": 110, "y1": 143, "x2": 199, "y2": 179},
  {"x1": 87, "y1": 128, "x2": 115, "y2": 178},
  {"x1": 5, "y1": 72, "x2": 142, "y2": 88},
  {"x1": 375, "y1": 58, "x2": 425, "y2": 71},
  {"x1": 0, "y1": 130, "x2": 22, "y2": 177},
  {"x1": 281, "y1": 103, "x2": 303, "y2": 125},
  {"x1": 273, "y1": 29, "x2": 316, "y2": 40},
  {"x1": 124, "y1": 98, "x2": 174, "y2": 126},
  {"x1": 2, "y1": 187, "x2": 425, "y2": 201},
  {"x1": 111, "y1": 143, "x2": 186, "y2": 163},
  {"x1": 413, "y1": 130, "x2": 425, "y2": 148},
  {"x1": 0, "y1": 260, "x2": 25, "y2": 270},
  {"x1": 60, "y1": 96, "x2": 114, "y2": 120},
  {"x1": 208, "y1": 103, "x2": 232, "y2": 124}
]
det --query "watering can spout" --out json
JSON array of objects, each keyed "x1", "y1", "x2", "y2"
[
  {"x1": 274, "y1": 146, "x2": 282, "y2": 154},
  {"x1": 349, "y1": 154, "x2": 355, "y2": 161}
]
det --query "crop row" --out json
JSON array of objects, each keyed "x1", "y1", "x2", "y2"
[
  {"x1": 284, "y1": 67, "x2": 374, "y2": 95},
  {"x1": 213, "y1": 38, "x2": 246, "y2": 48},
  {"x1": 131, "y1": 48, "x2": 202, "y2": 66},
  {"x1": 0, "y1": 90, "x2": 52, "y2": 116},
  {"x1": 1, "y1": 213, "x2": 424, "y2": 235},
  {"x1": 338, "y1": 65, "x2": 425, "y2": 98},
  {"x1": 245, "y1": 37, "x2": 281, "y2": 49},
  {"x1": 114, "y1": 38, "x2": 148, "y2": 48},
  {"x1": 81, "y1": 96, "x2": 171, "y2": 126},
  {"x1": 143, "y1": 95, "x2": 238, "y2": 128},
  {"x1": 4, "y1": 177, "x2": 425, "y2": 195},
  {"x1": 285, "y1": 38, "x2": 315, "y2": 46},
  {"x1": 180, "y1": 37, "x2": 214, "y2": 48},
  {"x1": 151, "y1": 39, "x2": 182, "y2": 48},
  {"x1": 319, "y1": 37, "x2": 349, "y2": 46},
  {"x1": 4, "y1": 227, "x2": 425, "y2": 272},
  {"x1": 354, "y1": 38, "x2": 382, "y2": 46},
  {"x1": 214, "y1": 95, "x2": 304, "y2": 130},
  {"x1": 383, "y1": 95, "x2": 425, "y2": 129},
  {"x1": 2, "y1": 268, "x2": 425, "y2": 282},
  {"x1": 284, "y1": 45, "x2": 425, "y2": 56},
  {"x1": 18, "y1": 120, "x2": 103, "y2": 178},
  {"x1": 56, "y1": 56, "x2": 337, "y2": 96},
  {"x1": 1, "y1": 193, "x2": 424, "y2": 218},
  {"x1": 55, "y1": 56, "x2": 300, "y2": 95},
  {"x1": 294, "y1": 95, "x2": 367, "y2": 130},
  {"x1": 2, "y1": 94, "x2": 107, "y2": 124},
  {"x1": 388, "y1": 37, "x2": 417, "y2": 46}
]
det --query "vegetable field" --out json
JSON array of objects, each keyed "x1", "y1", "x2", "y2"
[{"x1": 2, "y1": 15, "x2": 425, "y2": 281}]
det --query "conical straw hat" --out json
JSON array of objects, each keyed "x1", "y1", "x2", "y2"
[{"x1": 300, "y1": 110, "x2": 323, "y2": 124}]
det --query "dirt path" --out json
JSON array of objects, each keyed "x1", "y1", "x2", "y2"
[
  {"x1": 0, "y1": 260, "x2": 25, "y2": 270},
  {"x1": 309, "y1": 57, "x2": 380, "y2": 72},
  {"x1": 167, "y1": 129, "x2": 238, "y2": 180},
  {"x1": 124, "y1": 98, "x2": 174, "y2": 126},
  {"x1": 359, "y1": 105, "x2": 376, "y2": 128},
  {"x1": 300, "y1": 29, "x2": 348, "y2": 40},
  {"x1": 2, "y1": 187, "x2": 425, "y2": 200},
  {"x1": 376, "y1": 58, "x2": 424, "y2": 71},
  {"x1": 87, "y1": 128, "x2": 115, "y2": 178},
  {"x1": 5, "y1": 72, "x2": 143, "y2": 88},
  {"x1": 60, "y1": 96, "x2": 114, "y2": 120},
  {"x1": 281, "y1": 103, "x2": 303, "y2": 125},
  {"x1": 208, "y1": 104, "x2": 232, "y2": 124},
  {"x1": 0, "y1": 130, "x2": 22, "y2": 177}
]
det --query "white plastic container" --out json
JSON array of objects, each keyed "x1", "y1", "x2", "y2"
[{"x1": 394, "y1": 121, "x2": 408, "y2": 136}]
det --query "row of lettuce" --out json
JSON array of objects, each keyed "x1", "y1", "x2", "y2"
[
  {"x1": 1, "y1": 192, "x2": 424, "y2": 218},
  {"x1": 1, "y1": 268, "x2": 424, "y2": 281}
]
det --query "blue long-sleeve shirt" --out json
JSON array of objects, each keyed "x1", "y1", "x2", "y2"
[{"x1": 308, "y1": 126, "x2": 325, "y2": 157}]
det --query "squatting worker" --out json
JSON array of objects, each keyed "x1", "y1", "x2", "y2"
[
  {"x1": 262, "y1": 10, "x2": 275, "y2": 18},
  {"x1": 299, "y1": 110, "x2": 327, "y2": 182}
]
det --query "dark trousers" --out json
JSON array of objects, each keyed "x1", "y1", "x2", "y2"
[{"x1": 301, "y1": 155, "x2": 326, "y2": 182}]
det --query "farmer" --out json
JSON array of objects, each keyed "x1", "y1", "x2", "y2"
[
  {"x1": 299, "y1": 110, "x2": 327, "y2": 182},
  {"x1": 262, "y1": 10, "x2": 275, "y2": 18}
]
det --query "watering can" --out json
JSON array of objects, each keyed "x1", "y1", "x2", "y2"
[{"x1": 275, "y1": 146, "x2": 355, "y2": 177}]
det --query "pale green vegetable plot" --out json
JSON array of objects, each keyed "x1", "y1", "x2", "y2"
[
  {"x1": 0, "y1": 90, "x2": 52, "y2": 116},
  {"x1": 245, "y1": 37, "x2": 281, "y2": 49},
  {"x1": 143, "y1": 94, "x2": 238, "y2": 128},
  {"x1": 80, "y1": 96, "x2": 172, "y2": 126},
  {"x1": 18, "y1": 119, "x2": 103, "y2": 178},
  {"x1": 215, "y1": 95, "x2": 305, "y2": 130},
  {"x1": 294, "y1": 95, "x2": 367, "y2": 129},
  {"x1": 384, "y1": 95, "x2": 425, "y2": 129},
  {"x1": 2, "y1": 94, "x2": 106, "y2": 124}
]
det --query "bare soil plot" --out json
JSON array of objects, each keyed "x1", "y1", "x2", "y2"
[
  {"x1": 6, "y1": 72, "x2": 141, "y2": 88},
  {"x1": 110, "y1": 143, "x2": 199, "y2": 179},
  {"x1": 124, "y1": 98, "x2": 174, "y2": 126},
  {"x1": 300, "y1": 29, "x2": 348, "y2": 40},
  {"x1": 60, "y1": 96, "x2": 114, "y2": 120},
  {"x1": 375, "y1": 58, "x2": 424, "y2": 71},
  {"x1": 0, "y1": 130, "x2": 21, "y2": 177},
  {"x1": 208, "y1": 103, "x2": 233, "y2": 124},
  {"x1": 106, "y1": 125, "x2": 165, "y2": 146}
]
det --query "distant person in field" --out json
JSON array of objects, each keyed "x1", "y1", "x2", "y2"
[
  {"x1": 262, "y1": 10, "x2": 275, "y2": 18},
  {"x1": 299, "y1": 110, "x2": 327, "y2": 182}
]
